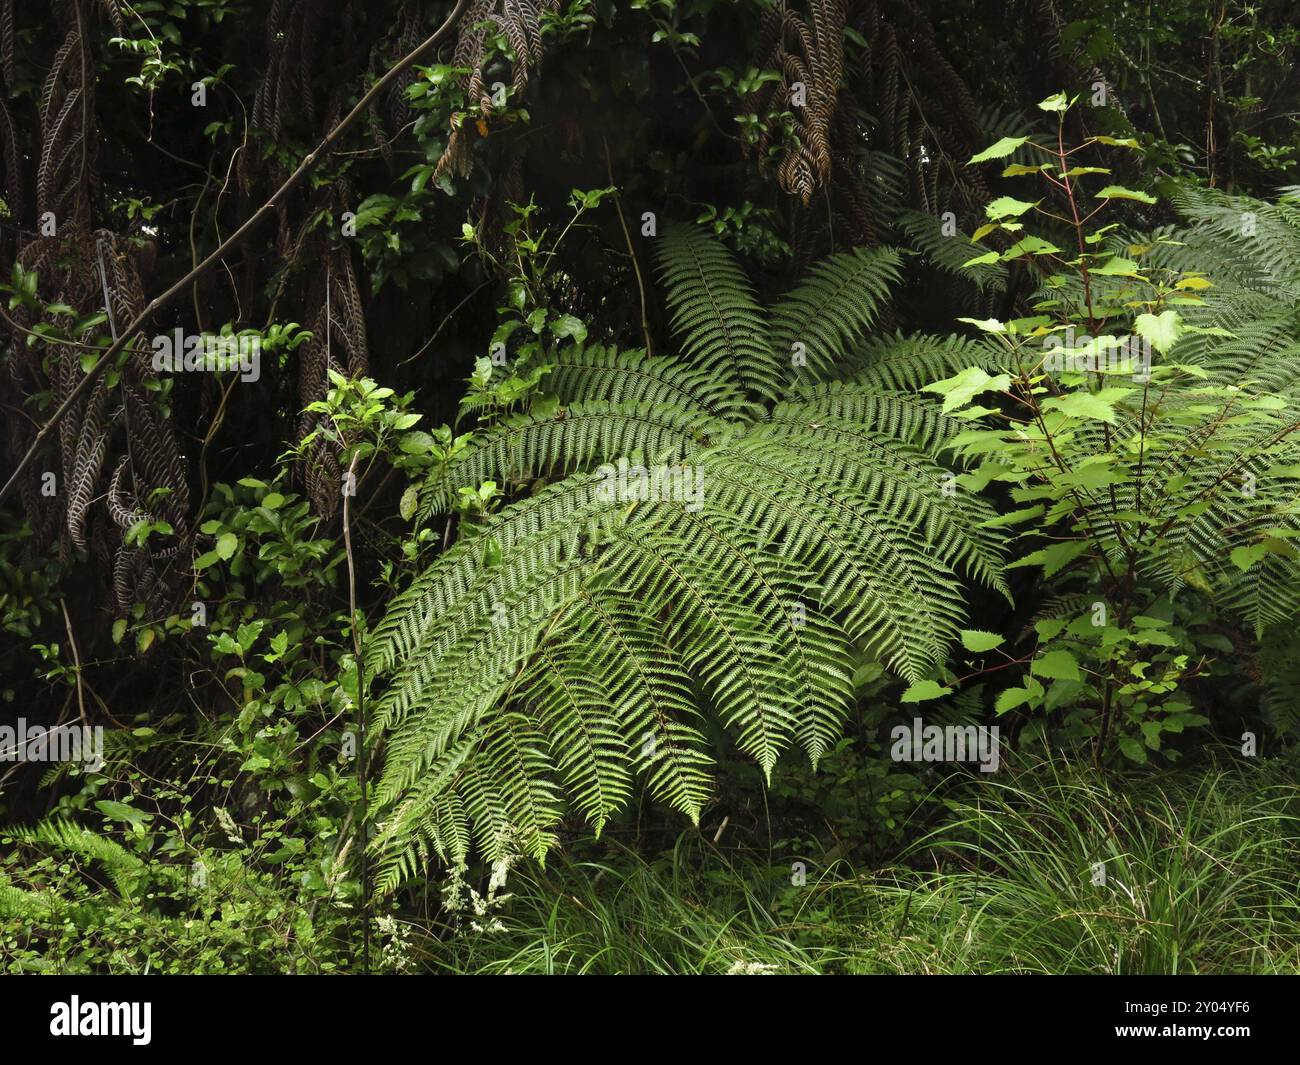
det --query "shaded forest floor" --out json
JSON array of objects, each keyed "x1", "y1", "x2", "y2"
[{"x1": 424, "y1": 759, "x2": 1300, "y2": 975}]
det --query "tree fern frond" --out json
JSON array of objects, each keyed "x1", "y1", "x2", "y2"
[
  {"x1": 569, "y1": 585, "x2": 713, "y2": 819},
  {"x1": 700, "y1": 438, "x2": 971, "y2": 678},
  {"x1": 521, "y1": 636, "x2": 636, "y2": 833},
  {"x1": 656, "y1": 222, "x2": 782, "y2": 401},
  {"x1": 545, "y1": 342, "x2": 755, "y2": 420},
  {"x1": 784, "y1": 379, "x2": 968, "y2": 451},
  {"x1": 769, "y1": 245, "x2": 904, "y2": 381},
  {"x1": 419, "y1": 400, "x2": 727, "y2": 517},
  {"x1": 651, "y1": 504, "x2": 855, "y2": 765},
  {"x1": 374, "y1": 557, "x2": 591, "y2": 796},
  {"x1": 894, "y1": 209, "x2": 1007, "y2": 293},
  {"x1": 745, "y1": 413, "x2": 1010, "y2": 596},
  {"x1": 369, "y1": 228, "x2": 1009, "y2": 885},
  {"x1": 373, "y1": 474, "x2": 616, "y2": 673},
  {"x1": 458, "y1": 712, "x2": 564, "y2": 864},
  {"x1": 604, "y1": 522, "x2": 797, "y2": 776},
  {"x1": 1158, "y1": 183, "x2": 1300, "y2": 303},
  {"x1": 846, "y1": 331, "x2": 1002, "y2": 390}
]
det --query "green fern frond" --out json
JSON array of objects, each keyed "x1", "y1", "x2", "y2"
[
  {"x1": 374, "y1": 556, "x2": 592, "y2": 787},
  {"x1": 642, "y1": 505, "x2": 854, "y2": 765},
  {"x1": 769, "y1": 245, "x2": 904, "y2": 381},
  {"x1": 419, "y1": 400, "x2": 728, "y2": 517},
  {"x1": 545, "y1": 343, "x2": 755, "y2": 420},
  {"x1": 746, "y1": 413, "x2": 1009, "y2": 596},
  {"x1": 700, "y1": 436, "x2": 975, "y2": 678},
  {"x1": 656, "y1": 222, "x2": 783, "y2": 401},
  {"x1": 11, "y1": 819, "x2": 145, "y2": 899},
  {"x1": 370, "y1": 227, "x2": 1008, "y2": 889},
  {"x1": 0, "y1": 878, "x2": 54, "y2": 918},
  {"x1": 523, "y1": 635, "x2": 637, "y2": 832},
  {"x1": 373, "y1": 474, "x2": 618, "y2": 673},
  {"x1": 564, "y1": 584, "x2": 713, "y2": 818},
  {"x1": 847, "y1": 331, "x2": 1002, "y2": 390},
  {"x1": 784, "y1": 380, "x2": 968, "y2": 451},
  {"x1": 1159, "y1": 183, "x2": 1300, "y2": 302},
  {"x1": 895, "y1": 209, "x2": 1007, "y2": 293},
  {"x1": 458, "y1": 711, "x2": 565, "y2": 864}
]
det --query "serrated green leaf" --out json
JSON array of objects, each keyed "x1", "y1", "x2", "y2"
[
  {"x1": 985, "y1": 196, "x2": 1038, "y2": 220},
  {"x1": 1133, "y1": 310, "x2": 1183, "y2": 354},
  {"x1": 922, "y1": 366, "x2": 1011, "y2": 413},
  {"x1": 1031, "y1": 649, "x2": 1081, "y2": 682},
  {"x1": 970, "y1": 136, "x2": 1029, "y2": 164},
  {"x1": 1094, "y1": 184, "x2": 1157, "y2": 204},
  {"x1": 900, "y1": 679, "x2": 952, "y2": 703},
  {"x1": 1042, "y1": 390, "x2": 1121, "y2": 423},
  {"x1": 961, "y1": 629, "x2": 1005, "y2": 652}
]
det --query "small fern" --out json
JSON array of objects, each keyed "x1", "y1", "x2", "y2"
[{"x1": 11, "y1": 819, "x2": 145, "y2": 900}]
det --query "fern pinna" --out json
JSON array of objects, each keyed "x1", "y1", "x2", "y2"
[{"x1": 368, "y1": 224, "x2": 1007, "y2": 890}]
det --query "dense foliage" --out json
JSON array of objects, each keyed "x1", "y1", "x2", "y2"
[{"x1": 1, "y1": 0, "x2": 1297, "y2": 974}]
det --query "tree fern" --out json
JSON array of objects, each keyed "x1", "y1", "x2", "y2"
[{"x1": 370, "y1": 226, "x2": 1007, "y2": 890}]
